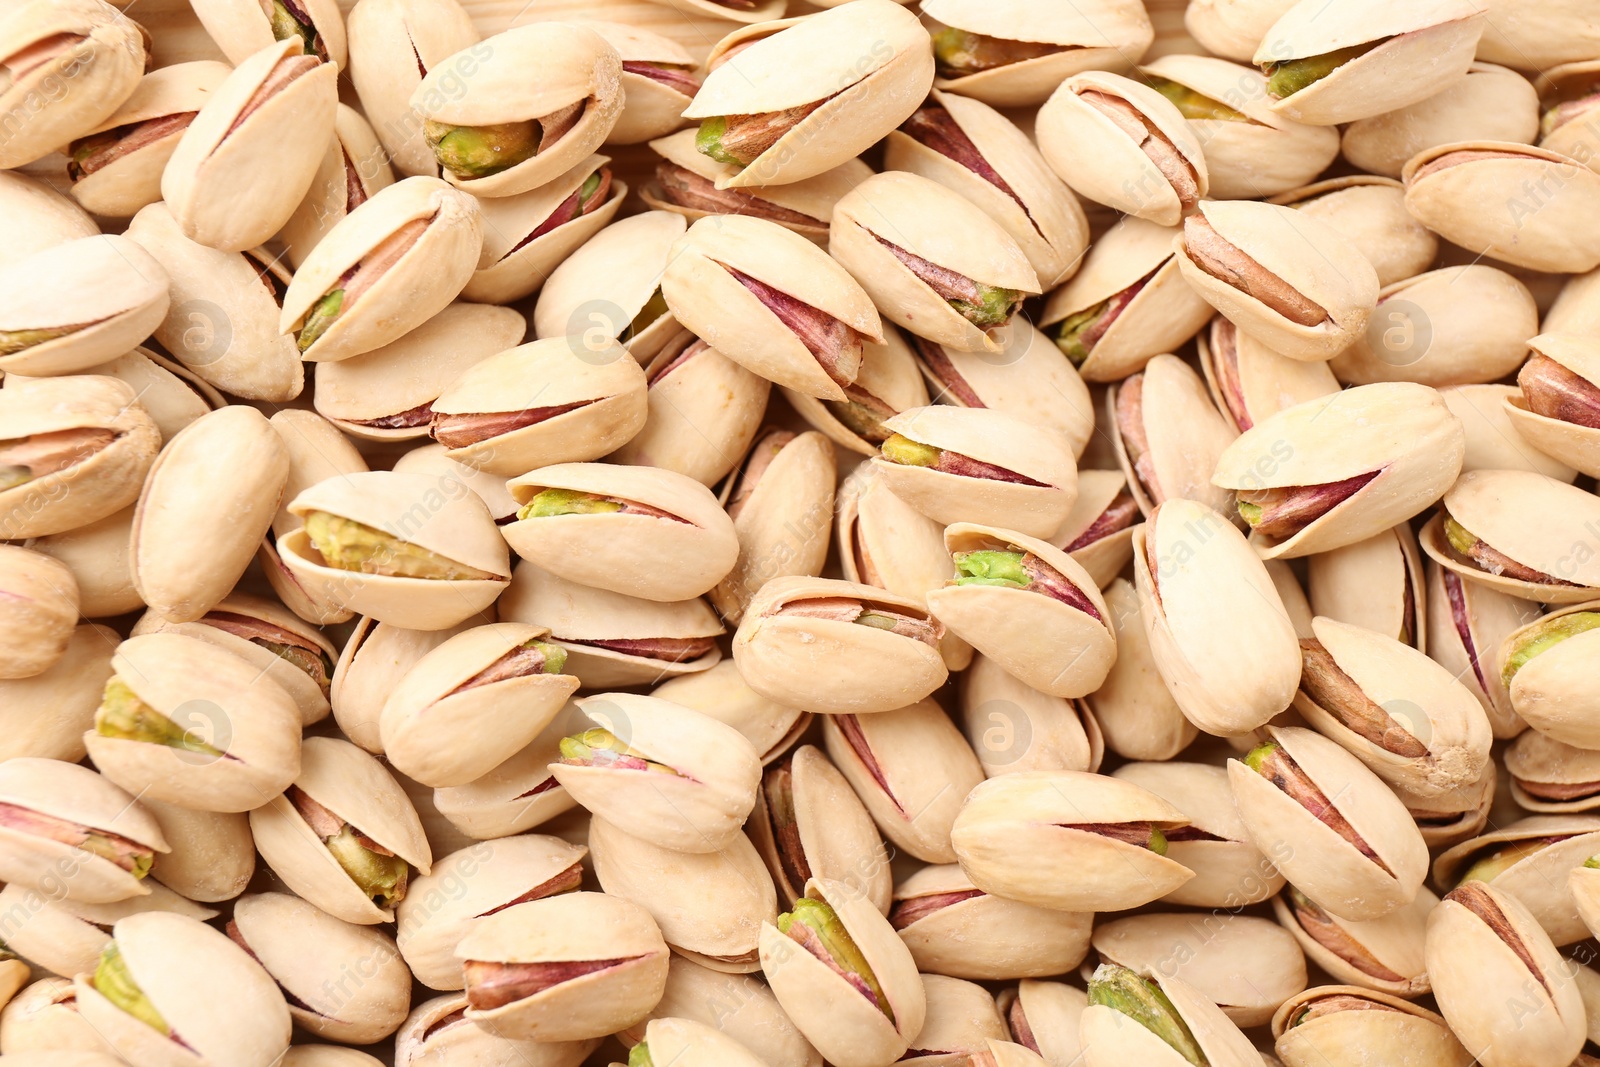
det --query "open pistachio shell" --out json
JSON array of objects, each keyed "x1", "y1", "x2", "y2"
[
  {"x1": 1541, "y1": 58, "x2": 1600, "y2": 171},
  {"x1": 1500, "y1": 600, "x2": 1600, "y2": 749},
  {"x1": 1110, "y1": 353, "x2": 1237, "y2": 519},
  {"x1": 1343, "y1": 61, "x2": 1540, "y2": 178},
  {"x1": 1269, "y1": 176, "x2": 1437, "y2": 288},
  {"x1": 0, "y1": 878, "x2": 213, "y2": 981},
  {"x1": 951, "y1": 770, "x2": 1195, "y2": 912},
  {"x1": 533, "y1": 210, "x2": 682, "y2": 359},
  {"x1": 1507, "y1": 730, "x2": 1600, "y2": 812},
  {"x1": 963, "y1": 651, "x2": 1104, "y2": 775},
  {"x1": 1050, "y1": 469, "x2": 1141, "y2": 590},
  {"x1": 624, "y1": 955, "x2": 821, "y2": 1067},
  {"x1": 1271, "y1": 985, "x2": 1472, "y2": 1067},
  {"x1": 734, "y1": 576, "x2": 949, "y2": 715},
  {"x1": 653, "y1": 660, "x2": 810, "y2": 765},
  {"x1": 1504, "y1": 333, "x2": 1600, "y2": 478},
  {"x1": 1436, "y1": 816, "x2": 1600, "y2": 945},
  {"x1": 892, "y1": 864, "x2": 1091, "y2": 981},
  {"x1": 8, "y1": 348, "x2": 220, "y2": 451},
  {"x1": 1440, "y1": 383, "x2": 1577, "y2": 482},
  {"x1": 898, "y1": 974, "x2": 1008, "y2": 1066},
  {"x1": 191, "y1": 0, "x2": 346, "y2": 69},
  {"x1": 277, "y1": 103, "x2": 397, "y2": 268},
  {"x1": 1199, "y1": 317, "x2": 1340, "y2": 434},
  {"x1": 142, "y1": 800, "x2": 253, "y2": 904},
  {"x1": 1272, "y1": 883, "x2": 1435, "y2": 997},
  {"x1": 431, "y1": 704, "x2": 582, "y2": 840},
  {"x1": 998, "y1": 978, "x2": 1088, "y2": 1067},
  {"x1": 784, "y1": 330, "x2": 929, "y2": 459},
  {"x1": 396, "y1": 992, "x2": 597, "y2": 1067},
  {"x1": 1397, "y1": 763, "x2": 1496, "y2": 850},
  {"x1": 0, "y1": 623, "x2": 116, "y2": 761},
  {"x1": 582, "y1": 22, "x2": 696, "y2": 145},
  {"x1": 1078, "y1": 965, "x2": 1262, "y2": 1067},
  {"x1": 1307, "y1": 525, "x2": 1425, "y2": 649},
  {"x1": 332, "y1": 617, "x2": 470, "y2": 753},
  {"x1": 74, "y1": 912, "x2": 290, "y2": 1067},
  {"x1": 393, "y1": 443, "x2": 518, "y2": 523},
  {"x1": 758, "y1": 877, "x2": 926, "y2": 1067},
  {"x1": 625, "y1": 1016, "x2": 775, "y2": 1067}
]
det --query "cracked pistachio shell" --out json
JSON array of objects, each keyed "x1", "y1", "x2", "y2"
[
  {"x1": 1079, "y1": 967, "x2": 1262, "y2": 1067},
  {"x1": 0, "y1": 171, "x2": 100, "y2": 271},
  {"x1": 928, "y1": 522, "x2": 1115, "y2": 699},
  {"x1": 759, "y1": 877, "x2": 926, "y2": 1067},
  {"x1": 1230, "y1": 726, "x2": 1428, "y2": 921},
  {"x1": 395, "y1": 834, "x2": 587, "y2": 989},
  {"x1": 0, "y1": 546, "x2": 77, "y2": 680},
  {"x1": 1213, "y1": 382, "x2": 1465, "y2": 559},
  {"x1": 1505, "y1": 334, "x2": 1600, "y2": 478},
  {"x1": 1078, "y1": 580, "x2": 1191, "y2": 763},
  {"x1": 1111, "y1": 353, "x2": 1237, "y2": 519},
  {"x1": 1541, "y1": 59, "x2": 1600, "y2": 170},
  {"x1": 0, "y1": 623, "x2": 116, "y2": 762},
  {"x1": 962, "y1": 651, "x2": 1104, "y2": 775},
  {"x1": 14, "y1": 348, "x2": 220, "y2": 449},
  {"x1": 1, "y1": 977, "x2": 124, "y2": 1056},
  {"x1": 998, "y1": 979, "x2": 1087, "y2": 1067},
  {"x1": 683, "y1": 0, "x2": 931, "y2": 189},
  {"x1": 380, "y1": 622, "x2": 580, "y2": 788},
  {"x1": 735, "y1": 577, "x2": 948, "y2": 715},
  {"x1": 590, "y1": 814, "x2": 776, "y2": 973},
  {"x1": 653, "y1": 660, "x2": 810, "y2": 765},
  {"x1": 1440, "y1": 384, "x2": 1576, "y2": 482},
  {"x1": 0, "y1": 878, "x2": 213, "y2": 982},
  {"x1": 124, "y1": 202, "x2": 302, "y2": 402},
  {"x1": 663, "y1": 215, "x2": 882, "y2": 402},
  {"x1": 395, "y1": 994, "x2": 595, "y2": 1067},
  {"x1": 142, "y1": 800, "x2": 252, "y2": 904},
  {"x1": 506, "y1": 462, "x2": 738, "y2": 603},
  {"x1": 1403, "y1": 140, "x2": 1600, "y2": 273},
  {"x1": 463, "y1": 154, "x2": 626, "y2": 305},
  {"x1": 892, "y1": 864, "x2": 1091, "y2": 981},
  {"x1": 500, "y1": 561, "x2": 723, "y2": 687},
  {"x1": 624, "y1": 956, "x2": 821, "y2": 1067},
  {"x1": 0, "y1": 0, "x2": 147, "y2": 169},
  {"x1": 277, "y1": 103, "x2": 397, "y2": 268},
  {"x1": 899, "y1": 974, "x2": 1007, "y2": 1066},
  {"x1": 67, "y1": 62, "x2": 231, "y2": 218},
  {"x1": 1501, "y1": 601, "x2": 1600, "y2": 749},
  {"x1": 832, "y1": 171, "x2": 1040, "y2": 355},
  {"x1": 1271, "y1": 884, "x2": 1436, "y2": 997},
  {"x1": 553, "y1": 693, "x2": 761, "y2": 854},
  {"x1": 824, "y1": 700, "x2": 983, "y2": 864},
  {"x1": 1426, "y1": 882, "x2": 1585, "y2": 1067},
  {"x1": 951, "y1": 770, "x2": 1194, "y2": 912},
  {"x1": 749, "y1": 744, "x2": 891, "y2": 913},
  {"x1": 457, "y1": 891, "x2": 668, "y2": 1042},
  {"x1": 786, "y1": 330, "x2": 929, "y2": 458},
  {"x1": 1038, "y1": 71, "x2": 1209, "y2": 226},
  {"x1": 587, "y1": 23, "x2": 695, "y2": 145},
  {"x1": 1254, "y1": 0, "x2": 1484, "y2": 125},
  {"x1": 1050, "y1": 470, "x2": 1139, "y2": 589},
  {"x1": 313, "y1": 303, "x2": 523, "y2": 442},
  {"x1": 231, "y1": 891, "x2": 409, "y2": 1044},
  {"x1": 922, "y1": 0, "x2": 1154, "y2": 107},
  {"x1": 191, "y1": 0, "x2": 346, "y2": 69},
  {"x1": 1343, "y1": 61, "x2": 1540, "y2": 178},
  {"x1": 281, "y1": 175, "x2": 483, "y2": 362},
  {"x1": 1420, "y1": 468, "x2": 1600, "y2": 603},
  {"x1": 162, "y1": 39, "x2": 338, "y2": 253},
  {"x1": 411, "y1": 24, "x2": 622, "y2": 198},
  {"x1": 885, "y1": 90, "x2": 1088, "y2": 289},
  {"x1": 430, "y1": 337, "x2": 648, "y2": 475},
  {"x1": 1270, "y1": 986, "x2": 1471, "y2": 1067},
  {"x1": 1184, "y1": 0, "x2": 1297, "y2": 61},
  {"x1": 872, "y1": 406, "x2": 1077, "y2": 539},
  {"x1": 75, "y1": 912, "x2": 290, "y2": 1067},
  {"x1": 281, "y1": 470, "x2": 512, "y2": 631},
  {"x1": 250, "y1": 736, "x2": 432, "y2": 924},
  {"x1": 1040, "y1": 216, "x2": 1213, "y2": 383},
  {"x1": 1113, "y1": 761, "x2": 1284, "y2": 908},
  {"x1": 431, "y1": 709, "x2": 579, "y2": 839},
  {"x1": 345, "y1": 0, "x2": 478, "y2": 179},
  {"x1": 1506, "y1": 730, "x2": 1600, "y2": 812},
  {"x1": 1133, "y1": 499, "x2": 1302, "y2": 734},
  {"x1": 1333, "y1": 266, "x2": 1539, "y2": 387},
  {"x1": 625, "y1": 1017, "x2": 773, "y2": 1067},
  {"x1": 1307, "y1": 525, "x2": 1425, "y2": 649},
  {"x1": 332, "y1": 617, "x2": 472, "y2": 752},
  {"x1": 1175, "y1": 198, "x2": 1380, "y2": 362},
  {"x1": 130, "y1": 406, "x2": 289, "y2": 623},
  {"x1": 1434, "y1": 817, "x2": 1600, "y2": 946},
  {"x1": 1199, "y1": 317, "x2": 1340, "y2": 434},
  {"x1": 533, "y1": 210, "x2": 682, "y2": 359},
  {"x1": 1092, "y1": 913, "x2": 1307, "y2": 1028},
  {"x1": 0, "y1": 235, "x2": 168, "y2": 377},
  {"x1": 1270, "y1": 177, "x2": 1437, "y2": 289},
  {"x1": 86, "y1": 632, "x2": 301, "y2": 813}
]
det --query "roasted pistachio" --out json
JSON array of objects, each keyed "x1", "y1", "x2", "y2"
[
  {"x1": 190, "y1": 0, "x2": 347, "y2": 69},
  {"x1": 1110, "y1": 353, "x2": 1238, "y2": 518},
  {"x1": 891, "y1": 864, "x2": 1091, "y2": 981},
  {"x1": 1272, "y1": 884, "x2": 1436, "y2": 997},
  {"x1": 1271, "y1": 985, "x2": 1472, "y2": 1067},
  {"x1": 1344, "y1": 62, "x2": 1540, "y2": 178},
  {"x1": 1080, "y1": 963, "x2": 1262, "y2": 1067}
]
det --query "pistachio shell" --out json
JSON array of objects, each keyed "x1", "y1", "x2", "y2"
[
  {"x1": 532, "y1": 210, "x2": 683, "y2": 357},
  {"x1": 962, "y1": 651, "x2": 1104, "y2": 775},
  {"x1": 1199, "y1": 317, "x2": 1340, "y2": 434},
  {"x1": 892, "y1": 864, "x2": 1091, "y2": 980},
  {"x1": 0, "y1": 171, "x2": 100, "y2": 271},
  {"x1": 1307, "y1": 525, "x2": 1425, "y2": 649},
  {"x1": 1436, "y1": 816, "x2": 1600, "y2": 945},
  {"x1": 1506, "y1": 730, "x2": 1600, "y2": 812},
  {"x1": 277, "y1": 103, "x2": 396, "y2": 267},
  {"x1": 627, "y1": 955, "x2": 821, "y2": 1067},
  {"x1": 1270, "y1": 986, "x2": 1471, "y2": 1067},
  {"x1": 17, "y1": 349, "x2": 220, "y2": 452},
  {"x1": 0, "y1": 878, "x2": 214, "y2": 981},
  {"x1": 1271, "y1": 884, "x2": 1436, "y2": 997},
  {"x1": 901, "y1": 974, "x2": 1008, "y2": 1065},
  {"x1": 142, "y1": 800, "x2": 253, "y2": 904},
  {"x1": 1050, "y1": 470, "x2": 1140, "y2": 590},
  {"x1": 431, "y1": 704, "x2": 583, "y2": 840},
  {"x1": 395, "y1": 992, "x2": 596, "y2": 1067},
  {"x1": 0, "y1": 546, "x2": 77, "y2": 681},
  {"x1": 1343, "y1": 62, "x2": 1539, "y2": 178},
  {"x1": 652, "y1": 660, "x2": 810, "y2": 765},
  {"x1": 1504, "y1": 333, "x2": 1600, "y2": 478},
  {"x1": 0, "y1": 976, "x2": 123, "y2": 1056},
  {"x1": 332, "y1": 617, "x2": 470, "y2": 752},
  {"x1": 393, "y1": 443, "x2": 519, "y2": 523},
  {"x1": 1079, "y1": 968, "x2": 1262, "y2": 1067},
  {"x1": 0, "y1": 624, "x2": 115, "y2": 762},
  {"x1": 1439, "y1": 383, "x2": 1577, "y2": 482},
  {"x1": 191, "y1": 0, "x2": 346, "y2": 69},
  {"x1": 1270, "y1": 177, "x2": 1437, "y2": 288},
  {"x1": 716, "y1": 432, "x2": 838, "y2": 621},
  {"x1": 999, "y1": 978, "x2": 1088, "y2": 1067},
  {"x1": 1501, "y1": 601, "x2": 1600, "y2": 750},
  {"x1": 1395, "y1": 766, "x2": 1496, "y2": 850},
  {"x1": 586, "y1": 23, "x2": 696, "y2": 145},
  {"x1": 1111, "y1": 353, "x2": 1238, "y2": 519},
  {"x1": 785, "y1": 330, "x2": 929, "y2": 458}
]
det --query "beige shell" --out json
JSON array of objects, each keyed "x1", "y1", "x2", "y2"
[
  {"x1": 1551, "y1": 262, "x2": 1600, "y2": 337},
  {"x1": 332, "y1": 617, "x2": 472, "y2": 752},
  {"x1": 430, "y1": 705, "x2": 581, "y2": 838},
  {"x1": 1271, "y1": 176, "x2": 1438, "y2": 288},
  {"x1": 1050, "y1": 470, "x2": 1140, "y2": 590},
  {"x1": 191, "y1": 0, "x2": 347, "y2": 69},
  {"x1": 0, "y1": 546, "x2": 77, "y2": 681},
  {"x1": 899, "y1": 974, "x2": 1008, "y2": 1065},
  {"x1": 652, "y1": 661, "x2": 810, "y2": 765},
  {"x1": 999, "y1": 979, "x2": 1089, "y2": 1067},
  {"x1": 734, "y1": 577, "x2": 949, "y2": 715},
  {"x1": 588, "y1": 23, "x2": 696, "y2": 145},
  {"x1": 276, "y1": 102, "x2": 397, "y2": 268},
  {"x1": 1271, "y1": 986, "x2": 1472, "y2": 1067},
  {"x1": 831, "y1": 171, "x2": 1040, "y2": 355},
  {"x1": 0, "y1": 624, "x2": 116, "y2": 762},
  {"x1": 962, "y1": 651, "x2": 1104, "y2": 775},
  {"x1": 785, "y1": 330, "x2": 929, "y2": 458},
  {"x1": 1396, "y1": 764, "x2": 1497, "y2": 850},
  {"x1": 1504, "y1": 333, "x2": 1600, "y2": 478},
  {"x1": 1343, "y1": 62, "x2": 1540, "y2": 178},
  {"x1": 7, "y1": 348, "x2": 220, "y2": 450},
  {"x1": 1307, "y1": 524, "x2": 1426, "y2": 649},
  {"x1": 1503, "y1": 601, "x2": 1600, "y2": 750},
  {"x1": 394, "y1": 443, "x2": 519, "y2": 523},
  {"x1": 624, "y1": 955, "x2": 821, "y2": 1067},
  {"x1": 1229, "y1": 726, "x2": 1429, "y2": 921},
  {"x1": 758, "y1": 878, "x2": 926, "y2": 1067},
  {"x1": 1199, "y1": 317, "x2": 1340, "y2": 434},
  {"x1": 892, "y1": 864, "x2": 1092, "y2": 980},
  {"x1": 533, "y1": 209, "x2": 683, "y2": 358},
  {"x1": 950, "y1": 770, "x2": 1194, "y2": 912},
  {"x1": 0, "y1": 170, "x2": 100, "y2": 271},
  {"x1": 1111, "y1": 353, "x2": 1238, "y2": 519},
  {"x1": 1076, "y1": 579, "x2": 1191, "y2": 761},
  {"x1": 0, "y1": 878, "x2": 213, "y2": 981},
  {"x1": 627, "y1": 1016, "x2": 774, "y2": 1067},
  {"x1": 1271, "y1": 883, "x2": 1436, "y2": 997},
  {"x1": 1435, "y1": 816, "x2": 1600, "y2": 946},
  {"x1": 1185, "y1": 0, "x2": 1298, "y2": 60},
  {"x1": 396, "y1": 993, "x2": 596, "y2": 1067},
  {"x1": 0, "y1": 976, "x2": 123, "y2": 1056},
  {"x1": 142, "y1": 799, "x2": 253, "y2": 904},
  {"x1": 1506, "y1": 730, "x2": 1600, "y2": 812},
  {"x1": 1439, "y1": 383, "x2": 1577, "y2": 482},
  {"x1": 1078, "y1": 967, "x2": 1262, "y2": 1067}
]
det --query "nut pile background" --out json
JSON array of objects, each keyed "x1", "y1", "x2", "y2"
[{"x1": 7, "y1": 0, "x2": 1600, "y2": 1065}]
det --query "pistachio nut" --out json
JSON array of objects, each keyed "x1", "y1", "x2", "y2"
[
  {"x1": 1072, "y1": 582, "x2": 1189, "y2": 761},
  {"x1": 891, "y1": 864, "x2": 1091, "y2": 981},
  {"x1": 464, "y1": 154, "x2": 625, "y2": 304},
  {"x1": 1436, "y1": 816, "x2": 1600, "y2": 945},
  {"x1": 228, "y1": 891, "x2": 409, "y2": 1044},
  {"x1": 1049, "y1": 470, "x2": 1142, "y2": 590},
  {"x1": 0, "y1": 623, "x2": 116, "y2": 762},
  {"x1": 1132, "y1": 498, "x2": 1303, "y2": 735},
  {"x1": 0, "y1": 0, "x2": 148, "y2": 170},
  {"x1": 1452, "y1": 383, "x2": 1580, "y2": 482},
  {"x1": 1113, "y1": 761, "x2": 1285, "y2": 909},
  {"x1": 280, "y1": 470, "x2": 512, "y2": 630},
  {"x1": 733, "y1": 577, "x2": 949, "y2": 716},
  {"x1": 886, "y1": 90, "x2": 1089, "y2": 289},
  {"x1": 1426, "y1": 881, "x2": 1586, "y2": 1067},
  {"x1": 921, "y1": 0, "x2": 1155, "y2": 107},
  {"x1": 1270, "y1": 985, "x2": 1472, "y2": 1067},
  {"x1": 683, "y1": 0, "x2": 932, "y2": 188},
  {"x1": 284, "y1": 1048, "x2": 386, "y2": 1067},
  {"x1": 625, "y1": 954, "x2": 822, "y2": 1067},
  {"x1": 430, "y1": 705, "x2": 581, "y2": 840},
  {"x1": 1572, "y1": 855, "x2": 1600, "y2": 943},
  {"x1": 758, "y1": 878, "x2": 926, "y2": 1067},
  {"x1": 1426, "y1": 556, "x2": 1540, "y2": 741},
  {"x1": 997, "y1": 978, "x2": 1088, "y2": 1067},
  {"x1": 1038, "y1": 71, "x2": 1209, "y2": 226},
  {"x1": 249, "y1": 735, "x2": 432, "y2": 923},
  {"x1": 74, "y1": 912, "x2": 290, "y2": 1067},
  {"x1": 784, "y1": 330, "x2": 929, "y2": 459},
  {"x1": 823, "y1": 700, "x2": 984, "y2": 865},
  {"x1": 1175, "y1": 198, "x2": 1380, "y2": 362},
  {"x1": 499, "y1": 561, "x2": 723, "y2": 687},
  {"x1": 1110, "y1": 353, "x2": 1238, "y2": 519},
  {"x1": 506, "y1": 462, "x2": 739, "y2": 603},
  {"x1": 277, "y1": 102, "x2": 397, "y2": 268},
  {"x1": 624, "y1": 1017, "x2": 774, "y2": 1067},
  {"x1": 1230, "y1": 726, "x2": 1429, "y2": 921},
  {"x1": 927, "y1": 522, "x2": 1116, "y2": 699},
  {"x1": 281, "y1": 175, "x2": 483, "y2": 362},
  {"x1": 455, "y1": 890, "x2": 668, "y2": 1042},
  {"x1": 1403, "y1": 141, "x2": 1600, "y2": 273},
  {"x1": 1272, "y1": 883, "x2": 1436, "y2": 997},
  {"x1": 141, "y1": 800, "x2": 254, "y2": 904},
  {"x1": 0, "y1": 976, "x2": 124, "y2": 1057},
  {"x1": 331, "y1": 616, "x2": 472, "y2": 752},
  {"x1": 0, "y1": 878, "x2": 213, "y2": 982},
  {"x1": 393, "y1": 443, "x2": 520, "y2": 524},
  {"x1": 1507, "y1": 730, "x2": 1600, "y2": 812},
  {"x1": 1269, "y1": 176, "x2": 1438, "y2": 288},
  {"x1": 1420, "y1": 468, "x2": 1600, "y2": 604},
  {"x1": 191, "y1": 0, "x2": 346, "y2": 69},
  {"x1": 1039, "y1": 215, "x2": 1213, "y2": 382},
  {"x1": 1397, "y1": 764, "x2": 1497, "y2": 850},
  {"x1": 832, "y1": 171, "x2": 1041, "y2": 355},
  {"x1": 749, "y1": 744, "x2": 893, "y2": 914},
  {"x1": 1475, "y1": 0, "x2": 1600, "y2": 69},
  {"x1": 951, "y1": 770, "x2": 1194, "y2": 912},
  {"x1": 1540, "y1": 58, "x2": 1600, "y2": 171},
  {"x1": 1306, "y1": 525, "x2": 1425, "y2": 649},
  {"x1": 1199, "y1": 316, "x2": 1339, "y2": 434},
  {"x1": 411, "y1": 23, "x2": 623, "y2": 198},
  {"x1": 395, "y1": 992, "x2": 596, "y2": 1067},
  {"x1": 652, "y1": 660, "x2": 811, "y2": 765},
  {"x1": 0, "y1": 545, "x2": 77, "y2": 681},
  {"x1": 897, "y1": 973, "x2": 1008, "y2": 1066},
  {"x1": 1500, "y1": 601, "x2": 1600, "y2": 749},
  {"x1": 379, "y1": 622, "x2": 580, "y2": 787},
  {"x1": 533, "y1": 210, "x2": 682, "y2": 362},
  {"x1": 0, "y1": 170, "x2": 100, "y2": 271},
  {"x1": 1343, "y1": 61, "x2": 1540, "y2": 178},
  {"x1": 1506, "y1": 333, "x2": 1600, "y2": 478},
  {"x1": 1184, "y1": 0, "x2": 1298, "y2": 62},
  {"x1": 962, "y1": 650, "x2": 1104, "y2": 775},
  {"x1": 584, "y1": 22, "x2": 698, "y2": 146},
  {"x1": 1079, "y1": 963, "x2": 1262, "y2": 1067},
  {"x1": 8, "y1": 348, "x2": 220, "y2": 451}
]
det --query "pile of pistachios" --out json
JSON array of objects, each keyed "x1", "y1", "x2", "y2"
[{"x1": 8, "y1": 0, "x2": 1600, "y2": 1063}]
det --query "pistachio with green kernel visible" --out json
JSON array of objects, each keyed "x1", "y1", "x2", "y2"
[
  {"x1": 190, "y1": 0, "x2": 346, "y2": 69},
  {"x1": 1087, "y1": 966, "x2": 1205, "y2": 1067},
  {"x1": 1080, "y1": 962, "x2": 1263, "y2": 1067}
]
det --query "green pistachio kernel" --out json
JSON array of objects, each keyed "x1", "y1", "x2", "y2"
[
  {"x1": 0, "y1": 466, "x2": 30, "y2": 491},
  {"x1": 559, "y1": 728, "x2": 678, "y2": 774},
  {"x1": 517, "y1": 488, "x2": 625, "y2": 521},
  {"x1": 779, "y1": 898, "x2": 894, "y2": 1022},
  {"x1": 530, "y1": 640, "x2": 567, "y2": 674},
  {"x1": 954, "y1": 549, "x2": 1030, "y2": 588},
  {"x1": 302, "y1": 511, "x2": 490, "y2": 580},
  {"x1": 94, "y1": 679, "x2": 223, "y2": 757},
  {"x1": 1264, "y1": 42, "x2": 1377, "y2": 99},
  {"x1": 1500, "y1": 612, "x2": 1600, "y2": 686},
  {"x1": 268, "y1": 0, "x2": 318, "y2": 56},
  {"x1": 950, "y1": 284, "x2": 1022, "y2": 329},
  {"x1": 1147, "y1": 76, "x2": 1250, "y2": 122},
  {"x1": 1088, "y1": 964, "x2": 1208, "y2": 1067},
  {"x1": 622, "y1": 288, "x2": 670, "y2": 342},
  {"x1": 1586, "y1": 855, "x2": 1600, "y2": 870},
  {"x1": 1149, "y1": 826, "x2": 1169, "y2": 856},
  {"x1": 78, "y1": 835, "x2": 153, "y2": 880},
  {"x1": 1237, "y1": 500, "x2": 1264, "y2": 528},
  {"x1": 93, "y1": 942, "x2": 170, "y2": 1035},
  {"x1": 628, "y1": 1042, "x2": 655, "y2": 1067},
  {"x1": 1243, "y1": 741, "x2": 1278, "y2": 774},
  {"x1": 880, "y1": 433, "x2": 942, "y2": 468},
  {"x1": 0, "y1": 325, "x2": 80, "y2": 356},
  {"x1": 325, "y1": 826, "x2": 409, "y2": 908},
  {"x1": 425, "y1": 120, "x2": 541, "y2": 179},
  {"x1": 296, "y1": 289, "x2": 344, "y2": 352},
  {"x1": 854, "y1": 612, "x2": 900, "y2": 630},
  {"x1": 695, "y1": 116, "x2": 743, "y2": 166},
  {"x1": 930, "y1": 26, "x2": 982, "y2": 73},
  {"x1": 1457, "y1": 839, "x2": 1557, "y2": 886},
  {"x1": 1443, "y1": 516, "x2": 1479, "y2": 557},
  {"x1": 1053, "y1": 302, "x2": 1106, "y2": 366}
]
